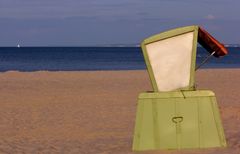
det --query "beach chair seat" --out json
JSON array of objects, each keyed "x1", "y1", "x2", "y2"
[
  {"x1": 133, "y1": 90, "x2": 226, "y2": 150},
  {"x1": 132, "y1": 25, "x2": 227, "y2": 151}
]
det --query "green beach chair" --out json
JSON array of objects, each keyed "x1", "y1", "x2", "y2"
[{"x1": 132, "y1": 25, "x2": 227, "y2": 151}]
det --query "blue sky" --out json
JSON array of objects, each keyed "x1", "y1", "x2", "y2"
[{"x1": 0, "y1": 0, "x2": 239, "y2": 46}]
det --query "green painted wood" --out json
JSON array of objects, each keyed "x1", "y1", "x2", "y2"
[
  {"x1": 138, "y1": 90, "x2": 215, "y2": 99},
  {"x1": 189, "y1": 27, "x2": 199, "y2": 90},
  {"x1": 156, "y1": 98, "x2": 177, "y2": 149},
  {"x1": 139, "y1": 99, "x2": 155, "y2": 149},
  {"x1": 141, "y1": 43, "x2": 159, "y2": 91},
  {"x1": 132, "y1": 90, "x2": 227, "y2": 151},
  {"x1": 210, "y1": 97, "x2": 227, "y2": 146},
  {"x1": 143, "y1": 26, "x2": 198, "y2": 45},
  {"x1": 178, "y1": 97, "x2": 199, "y2": 148}
]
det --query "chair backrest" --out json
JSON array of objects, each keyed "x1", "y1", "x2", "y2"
[{"x1": 141, "y1": 26, "x2": 199, "y2": 92}]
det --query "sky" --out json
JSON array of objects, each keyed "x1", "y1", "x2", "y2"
[{"x1": 0, "y1": 0, "x2": 240, "y2": 46}]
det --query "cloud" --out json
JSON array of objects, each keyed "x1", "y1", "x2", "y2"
[{"x1": 205, "y1": 14, "x2": 216, "y2": 20}]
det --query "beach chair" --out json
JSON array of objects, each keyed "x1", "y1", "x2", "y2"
[{"x1": 132, "y1": 25, "x2": 227, "y2": 151}]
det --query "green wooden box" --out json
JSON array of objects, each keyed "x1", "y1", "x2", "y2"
[{"x1": 132, "y1": 90, "x2": 226, "y2": 151}]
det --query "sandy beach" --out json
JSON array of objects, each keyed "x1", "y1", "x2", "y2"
[{"x1": 0, "y1": 69, "x2": 239, "y2": 154}]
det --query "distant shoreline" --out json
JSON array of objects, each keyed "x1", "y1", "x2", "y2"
[{"x1": 0, "y1": 47, "x2": 239, "y2": 71}]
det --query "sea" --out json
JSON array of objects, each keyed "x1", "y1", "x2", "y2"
[{"x1": 0, "y1": 47, "x2": 239, "y2": 72}]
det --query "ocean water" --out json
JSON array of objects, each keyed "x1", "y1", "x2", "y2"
[{"x1": 0, "y1": 47, "x2": 239, "y2": 72}]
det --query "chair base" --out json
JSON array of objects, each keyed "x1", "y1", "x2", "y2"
[{"x1": 132, "y1": 90, "x2": 226, "y2": 151}]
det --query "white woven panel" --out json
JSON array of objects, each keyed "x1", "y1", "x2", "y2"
[{"x1": 146, "y1": 32, "x2": 194, "y2": 91}]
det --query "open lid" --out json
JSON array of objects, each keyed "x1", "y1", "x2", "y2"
[
  {"x1": 141, "y1": 26, "x2": 198, "y2": 92},
  {"x1": 141, "y1": 25, "x2": 228, "y2": 92},
  {"x1": 198, "y1": 27, "x2": 228, "y2": 57}
]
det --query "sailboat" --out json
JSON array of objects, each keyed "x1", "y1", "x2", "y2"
[{"x1": 17, "y1": 44, "x2": 20, "y2": 48}]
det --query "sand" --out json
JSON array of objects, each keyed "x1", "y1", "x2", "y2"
[{"x1": 0, "y1": 69, "x2": 239, "y2": 154}]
